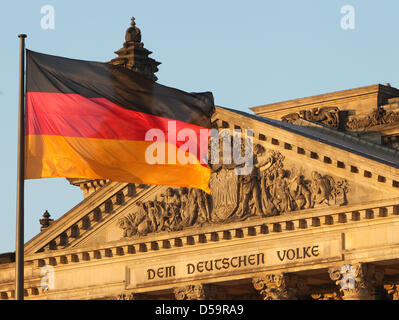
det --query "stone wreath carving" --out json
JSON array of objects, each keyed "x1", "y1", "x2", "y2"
[
  {"x1": 119, "y1": 147, "x2": 349, "y2": 237},
  {"x1": 281, "y1": 107, "x2": 340, "y2": 128}
]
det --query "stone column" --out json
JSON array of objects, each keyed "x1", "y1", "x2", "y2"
[
  {"x1": 174, "y1": 284, "x2": 222, "y2": 300},
  {"x1": 328, "y1": 263, "x2": 384, "y2": 300},
  {"x1": 252, "y1": 273, "x2": 308, "y2": 300}
]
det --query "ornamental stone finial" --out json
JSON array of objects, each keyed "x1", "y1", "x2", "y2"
[
  {"x1": 39, "y1": 210, "x2": 54, "y2": 231},
  {"x1": 109, "y1": 17, "x2": 161, "y2": 81},
  {"x1": 125, "y1": 16, "x2": 142, "y2": 46}
]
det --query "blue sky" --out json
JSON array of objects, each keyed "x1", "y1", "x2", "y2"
[{"x1": 0, "y1": 0, "x2": 398, "y2": 253}]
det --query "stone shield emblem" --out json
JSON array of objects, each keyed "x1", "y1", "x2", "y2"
[{"x1": 209, "y1": 167, "x2": 239, "y2": 222}]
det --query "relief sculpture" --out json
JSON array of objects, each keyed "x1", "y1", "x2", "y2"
[
  {"x1": 119, "y1": 145, "x2": 350, "y2": 238},
  {"x1": 209, "y1": 161, "x2": 239, "y2": 222},
  {"x1": 281, "y1": 107, "x2": 341, "y2": 128},
  {"x1": 119, "y1": 187, "x2": 211, "y2": 237},
  {"x1": 346, "y1": 106, "x2": 399, "y2": 130}
]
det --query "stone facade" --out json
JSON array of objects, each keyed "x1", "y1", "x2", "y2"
[{"x1": 2, "y1": 19, "x2": 399, "y2": 300}]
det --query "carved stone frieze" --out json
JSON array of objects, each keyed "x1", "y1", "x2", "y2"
[
  {"x1": 252, "y1": 273, "x2": 309, "y2": 300},
  {"x1": 346, "y1": 106, "x2": 399, "y2": 130},
  {"x1": 328, "y1": 263, "x2": 384, "y2": 300},
  {"x1": 281, "y1": 107, "x2": 341, "y2": 128},
  {"x1": 118, "y1": 186, "x2": 211, "y2": 237},
  {"x1": 119, "y1": 145, "x2": 350, "y2": 238}
]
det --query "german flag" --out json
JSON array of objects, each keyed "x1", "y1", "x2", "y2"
[{"x1": 25, "y1": 50, "x2": 214, "y2": 193}]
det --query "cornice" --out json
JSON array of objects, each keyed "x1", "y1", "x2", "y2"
[{"x1": 250, "y1": 84, "x2": 399, "y2": 115}]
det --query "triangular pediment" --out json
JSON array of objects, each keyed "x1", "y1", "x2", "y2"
[{"x1": 24, "y1": 106, "x2": 399, "y2": 255}]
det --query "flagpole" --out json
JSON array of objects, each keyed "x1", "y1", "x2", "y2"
[{"x1": 16, "y1": 34, "x2": 27, "y2": 301}]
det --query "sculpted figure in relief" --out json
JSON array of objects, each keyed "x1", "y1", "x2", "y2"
[
  {"x1": 180, "y1": 187, "x2": 210, "y2": 227},
  {"x1": 281, "y1": 106, "x2": 340, "y2": 128},
  {"x1": 289, "y1": 168, "x2": 312, "y2": 210},
  {"x1": 119, "y1": 141, "x2": 350, "y2": 238},
  {"x1": 237, "y1": 144, "x2": 274, "y2": 218},
  {"x1": 270, "y1": 168, "x2": 293, "y2": 213},
  {"x1": 118, "y1": 201, "x2": 151, "y2": 237},
  {"x1": 310, "y1": 171, "x2": 331, "y2": 206},
  {"x1": 346, "y1": 106, "x2": 399, "y2": 130},
  {"x1": 161, "y1": 188, "x2": 181, "y2": 231}
]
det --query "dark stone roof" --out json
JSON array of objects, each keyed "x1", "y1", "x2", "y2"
[{"x1": 0, "y1": 252, "x2": 15, "y2": 264}]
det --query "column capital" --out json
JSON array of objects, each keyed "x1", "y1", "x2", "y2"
[
  {"x1": 114, "y1": 291, "x2": 143, "y2": 300},
  {"x1": 328, "y1": 262, "x2": 384, "y2": 300},
  {"x1": 310, "y1": 285, "x2": 342, "y2": 300},
  {"x1": 174, "y1": 284, "x2": 226, "y2": 300},
  {"x1": 384, "y1": 284, "x2": 399, "y2": 300},
  {"x1": 311, "y1": 292, "x2": 341, "y2": 300},
  {"x1": 252, "y1": 273, "x2": 308, "y2": 300},
  {"x1": 174, "y1": 284, "x2": 211, "y2": 300}
]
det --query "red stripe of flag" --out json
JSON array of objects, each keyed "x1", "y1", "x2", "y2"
[{"x1": 26, "y1": 92, "x2": 210, "y2": 164}]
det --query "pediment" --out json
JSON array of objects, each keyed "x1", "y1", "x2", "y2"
[{"x1": 24, "y1": 106, "x2": 399, "y2": 255}]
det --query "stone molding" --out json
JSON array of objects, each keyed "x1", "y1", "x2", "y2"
[
  {"x1": 68, "y1": 179, "x2": 109, "y2": 198},
  {"x1": 250, "y1": 84, "x2": 399, "y2": 115},
  {"x1": 0, "y1": 286, "x2": 42, "y2": 300}
]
